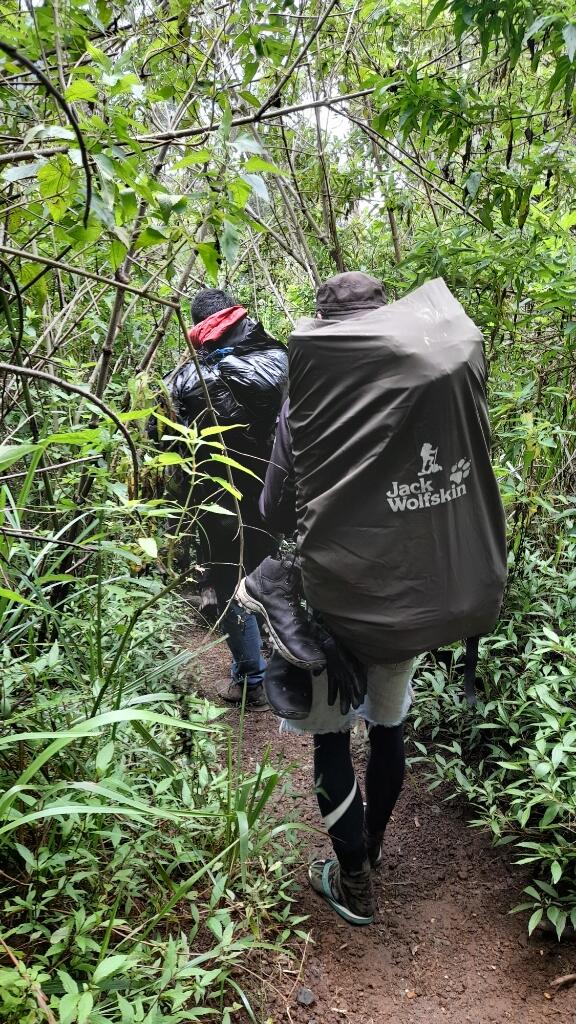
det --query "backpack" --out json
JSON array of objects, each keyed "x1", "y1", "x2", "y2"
[{"x1": 287, "y1": 278, "x2": 507, "y2": 700}]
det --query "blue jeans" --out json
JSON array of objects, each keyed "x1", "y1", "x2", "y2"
[{"x1": 221, "y1": 600, "x2": 266, "y2": 688}]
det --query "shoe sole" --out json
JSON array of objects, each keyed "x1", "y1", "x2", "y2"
[
  {"x1": 235, "y1": 578, "x2": 325, "y2": 671},
  {"x1": 221, "y1": 695, "x2": 270, "y2": 712}
]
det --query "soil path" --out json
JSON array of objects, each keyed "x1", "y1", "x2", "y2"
[{"x1": 190, "y1": 625, "x2": 576, "y2": 1024}]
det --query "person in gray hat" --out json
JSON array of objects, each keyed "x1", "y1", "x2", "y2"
[
  {"x1": 259, "y1": 272, "x2": 386, "y2": 534},
  {"x1": 238, "y1": 271, "x2": 410, "y2": 926},
  {"x1": 238, "y1": 268, "x2": 506, "y2": 927}
]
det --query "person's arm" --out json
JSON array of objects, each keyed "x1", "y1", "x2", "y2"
[{"x1": 259, "y1": 399, "x2": 297, "y2": 535}]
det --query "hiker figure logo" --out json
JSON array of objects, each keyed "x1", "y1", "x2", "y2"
[
  {"x1": 418, "y1": 442, "x2": 442, "y2": 476},
  {"x1": 387, "y1": 445, "x2": 471, "y2": 511}
]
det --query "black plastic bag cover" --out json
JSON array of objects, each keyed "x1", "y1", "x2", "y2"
[{"x1": 288, "y1": 278, "x2": 507, "y2": 664}]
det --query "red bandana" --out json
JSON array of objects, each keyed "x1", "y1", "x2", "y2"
[{"x1": 187, "y1": 305, "x2": 247, "y2": 350}]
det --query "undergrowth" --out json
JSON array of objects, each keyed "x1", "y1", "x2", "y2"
[
  {"x1": 410, "y1": 539, "x2": 576, "y2": 939},
  {"x1": 0, "y1": 585, "x2": 305, "y2": 1023}
]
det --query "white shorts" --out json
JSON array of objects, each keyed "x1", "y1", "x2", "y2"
[{"x1": 280, "y1": 659, "x2": 415, "y2": 735}]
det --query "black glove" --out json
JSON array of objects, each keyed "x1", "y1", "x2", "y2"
[{"x1": 313, "y1": 619, "x2": 367, "y2": 716}]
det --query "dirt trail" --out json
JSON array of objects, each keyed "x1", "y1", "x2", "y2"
[{"x1": 190, "y1": 625, "x2": 576, "y2": 1024}]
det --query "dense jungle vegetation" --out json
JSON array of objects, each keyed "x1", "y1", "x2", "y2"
[{"x1": 0, "y1": 0, "x2": 575, "y2": 1019}]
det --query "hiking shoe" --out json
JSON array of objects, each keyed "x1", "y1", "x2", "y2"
[
  {"x1": 218, "y1": 680, "x2": 269, "y2": 711},
  {"x1": 264, "y1": 651, "x2": 313, "y2": 720},
  {"x1": 308, "y1": 858, "x2": 374, "y2": 926},
  {"x1": 235, "y1": 558, "x2": 326, "y2": 670},
  {"x1": 198, "y1": 585, "x2": 218, "y2": 625},
  {"x1": 363, "y1": 828, "x2": 384, "y2": 868}
]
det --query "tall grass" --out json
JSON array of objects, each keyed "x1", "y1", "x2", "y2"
[{"x1": 0, "y1": 421, "x2": 304, "y2": 1023}]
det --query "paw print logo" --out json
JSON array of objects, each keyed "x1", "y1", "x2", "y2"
[{"x1": 450, "y1": 459, "x2": 471, "y2": 485}]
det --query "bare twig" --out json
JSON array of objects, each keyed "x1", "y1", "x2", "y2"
[
  {"x1": 0, "y1": 454, "x2": 99, "y2": 481},
  {"x1": 0, "y1": 146, "x2": 68, "y2": 166},
  {"x1": 0, "y1": 246, "x2": 179, "y2": 308},
  {"x1": 0, "y1": 527, "x2": 99, "y2": 551},
  {"x1": 137, "y1": 87, "x2": 375, "y2": 144},
  {"x1": 550, "y1": 974, "x2": 576, "y2": 991}
]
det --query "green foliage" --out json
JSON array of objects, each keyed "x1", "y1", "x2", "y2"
[
  {"x1": 0, "y1": 0, "x2": 575, "y2": 962},
  {"x1": 410, "y1": 540, "x2": 576, "y2": 938},
  {"x1": 0, "y1": 578, "x2": 304, "y2": 1019}
]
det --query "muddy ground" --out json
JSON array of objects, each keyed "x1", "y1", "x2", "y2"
[{"x1": 189, "y1": 623, "x2": 576, "y2": 1024}]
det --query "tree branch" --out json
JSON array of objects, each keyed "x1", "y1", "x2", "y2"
[
  {"x1": 256, "y1": 0, "x2": 340, "y2": 117},
  {"x1": 137, "y1": 87, "x2": 375, "y2": 144},
  {"x1": 0, "y1": 146, "x2": 68, "y2": 166},
  {"x1": 0, "y1": 246, "x2": 179, "y2": 308}
]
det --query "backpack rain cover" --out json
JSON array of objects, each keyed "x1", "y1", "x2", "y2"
[{"x1": 288, "y1": 278, "x2": 507, "y2": 664}]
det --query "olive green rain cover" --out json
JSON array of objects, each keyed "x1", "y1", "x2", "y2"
[{"x1": 288, "y1": 278, "x2": 507, "y2": 664}]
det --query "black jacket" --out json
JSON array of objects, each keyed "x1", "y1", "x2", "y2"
[
  {"x1": 155, "y1": 316, "x2": 288, "y2": 587},
  {"x1": 168, "y1": 317, "x2": 287, "y2": 438}
]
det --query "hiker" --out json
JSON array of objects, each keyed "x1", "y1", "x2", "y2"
[
  {"x1": 236, "y1": 272, "x2": 507, "y2": 924},
  {"x1": 151, "y1": 287, "x2": 288, "y2": 709}
]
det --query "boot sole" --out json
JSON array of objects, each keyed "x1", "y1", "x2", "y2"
[{"x1": 235, "y1": 578, "x2": 326, "y2": 671}]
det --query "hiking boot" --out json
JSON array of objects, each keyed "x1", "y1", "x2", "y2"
[
  {"x1": 198, "y1": 585, "x2": 218, "y2": 625},
  {"x1": 218, "y1": 680, "x2": 269, "y2": 711},
  {"x1": 235, "y1": 558, "x2": 326, "y2": 670},
  {"x1": 264, "y1": 651, "x2": 313, "y2": 720},
  {"x1": 308, "y1": 857, "x2": 374, "y2": 925},
  {"x1": 363, "y1": 827, "x2": 384, "y2": 868}
]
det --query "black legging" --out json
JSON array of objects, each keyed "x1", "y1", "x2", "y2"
[{"x1": 313, "y1": 724, "x2": 405, "y2": 872}]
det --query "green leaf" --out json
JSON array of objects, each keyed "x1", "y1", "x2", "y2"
[
  {"x1": 58, "y1": 991, "x2": 80, "y2": 1024},
  {"x1": 523, "y1": 15, "x2": 558, "y2": 41},
  {"x1": 220, "y1": 219, "x2": 241, "y2": 265},
  {"x1": 527, "y1": 908, "x2": 543, "y2": 935},
  {"x1": 2, "y1": 162, "x2": 44, "y2": 183},
  {"x1": 93, "y1": 954, "x2": 131, "y2": 985},
  {"x1": 563, "y1": 23, "x2": 576, "y2": 62},
  {"x1": 137, "y1": 537, "x2": 158, "y2": 558},
  {"x1": 540, "y1": 804, "x2": 560, "y2": 826},
  {"x1": 221, "y1": 103, "x2": 232, "y2": 140},
  {"x1": 196, "y1": 241, "x2": 220, "y2": 283},
  {"x1": 426, "y1": 0, "x2": 449, "y2": 26},
  {"x1": 211, "y1": 476, "x2": 242, "y2": 500},
  {"x1": 109, "y1": 238, "x2": 127, "y2": 271},
  {"x1": 199, "y1": 502, "x2": 235, "y2": 516},
  {"x1": 0, "y1": 442, "x2": 39, "y2": 470},
  {"x1": 551, "y1": 745, "x2": 564, "y2": 768},
  {"x1": 465, "y1": 171, "x2": 481, "y2": 200},
  {"x1": 0, "y1": 587, "x2": 36, "y2": 608},
  {"x1": 243, "y1": 156, "x2": 285, "y2": 175},
  {"x1": 157, "y1": 194, "x2": 188, "y2": 223},
  {"x1": 551, "y1": 861, "x2": 563, "y2": 885},
  {"x1": 240, "y1": 172, "x2": 269, "y2": 202},
  {"x1": 77, "y1": 991, "x2": 94, "y2": 1024},
  {"x1": 95, "y1": 740, "x2": 115, "y2": 775},
  {"x1": 37, "y1": 154, "x2": 76, "y2": 221},
  {"x1": 134, "y1": 226, "x2": 169, "y2": 250},
  {"x1": 173, "y1": 149, "x2": 211, "y2": 168},
  {"x1": 200, "y1": 424, "x2": 242, "y2": 437},
  {"x1": 65, "y1": 80, "x2": 98, "y2": 101},
  {"x1": 210, "y1": 453, "x2": 260, "y2": 479}
]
